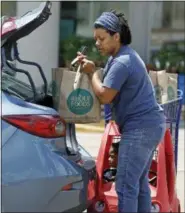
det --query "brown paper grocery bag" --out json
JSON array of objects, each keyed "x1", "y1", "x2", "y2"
[
  {"x1": 149, "y1": 70, "x2": 168, "y2": 104},
  {"x1": 149, "y1": 70, "x2": 178, "y2": 103},
  {"x1": 52, "y1": 67, "x2": 102, "y2": 123},
  {"x1": 166, "y1": 73, "x2": 178, "y2": 100}
]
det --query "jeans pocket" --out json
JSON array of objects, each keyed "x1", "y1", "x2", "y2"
[{"x1": 147, "y1": 123, "x2": 166, "y2": 148}]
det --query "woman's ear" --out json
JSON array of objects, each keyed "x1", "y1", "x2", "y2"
[{"x1": 113, "y1": 32, "x2": 120, "y2": 42}]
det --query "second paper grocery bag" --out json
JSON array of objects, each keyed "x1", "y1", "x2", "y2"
[
  {"x1": 166, "y1": 73, "x2": 178, "y2": 100},
  {"x1": 52, "y1": 66, "x2": 101, "y2": 123},
  {"x1": 149, "y1": 70, "x2": 168, "y2": 104}
]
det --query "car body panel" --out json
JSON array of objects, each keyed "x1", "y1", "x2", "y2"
[
  {"x1": 1, "y1": 121, "x2": 17, "y2": 147},
  {"x1": 2, "y1": 92, "x2": 56, "y2": 116},
  {"x1": 3, "y1": 178, "x2": 84, "y2": 212},
  {"x1": 2, "y1": 123, "x2": 80, "y2": 184},
  {"x1": 2, "y1": 92, "x2": 96, "y2": 212},
  {"x1": 1, "y1": 2, "x2": 96, "y2": 211}
]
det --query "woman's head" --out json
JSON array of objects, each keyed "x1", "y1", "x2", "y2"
[{"x1": 94, "y1": 10, "x2": 132, "y2": 56}]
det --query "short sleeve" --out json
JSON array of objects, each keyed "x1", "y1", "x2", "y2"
[{"x1": 103, "y1": 60, "x2": 130, "y2": 91}]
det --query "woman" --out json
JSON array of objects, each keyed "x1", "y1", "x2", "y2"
[{"x1": 77, "y1": 10, "x2": 166, "y2": 212}]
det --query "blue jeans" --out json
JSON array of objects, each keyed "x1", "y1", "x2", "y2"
[{"x1": 115, "y1": 123, "x2": 166, "y2": 212}]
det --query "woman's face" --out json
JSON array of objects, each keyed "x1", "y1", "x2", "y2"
[
  {"x1": 108, "y1": 146, "x2": 118, "y2": 168},
  {"x1": 93, "y1": 28, "x2": 119, "y2": 56}
]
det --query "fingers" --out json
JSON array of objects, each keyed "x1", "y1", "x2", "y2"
[
  {"x1": 77, "y1": 51, "x2": 81, "y2": 56},
  {"x1": 77, "y1": 56, "x2": 88, "y2": 64},
  {"x1": 77, "y1": 55, "x2": 85, "y2": 61},
  {"x1": 77, "y1": 51, "x2": 87, "y2": 58},
  {"x1": 71, "y1": 51, "x2": 89, "y2": 67},
  {"x1": 77, "y1": 51, "x2": 84, "y2": 56}
]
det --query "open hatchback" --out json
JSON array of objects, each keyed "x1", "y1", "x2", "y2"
[{"x1": 1, "y1": 1, "x2": 96, "y2": 212}]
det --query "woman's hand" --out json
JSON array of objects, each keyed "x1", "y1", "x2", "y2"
[{"x1": 77, "y1": 52, "x2": 95, "y2": 74}]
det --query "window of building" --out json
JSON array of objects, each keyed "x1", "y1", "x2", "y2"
[
  {"x1": 60, "y1": 1, "x2": 77, "y2": 41},
  {"x1": 171, "y1": 2, "x2": 185, "y2": 29},
  {"x1": 152, "y1": 2, "x2": 184, "y2": 30},
  {"x1": 76, "y1": 2, "x2": 90, "y2": 25},
  {"x1": 59, "y1": 1, "x2": 129, "y2": 66},
  {"x1": 76, "y1": 1, "x2": 129, "y2": 37},
  {"x1": 162, "y1": 2, "x2": 172, "y2": 28}
]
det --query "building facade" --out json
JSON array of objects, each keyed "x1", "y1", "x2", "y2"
[{"x1": 1, "y1": 1, "x2": 184, "y2": 87}]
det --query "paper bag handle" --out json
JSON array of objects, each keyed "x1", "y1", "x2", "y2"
[
  {"x1": 71, "y1": 46, "x2": 88, "y2": 90},
  {"x1": 73, "y1": 63, "x2": 83, "y2": 90}
]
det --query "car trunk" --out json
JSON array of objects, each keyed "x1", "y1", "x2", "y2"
[
  {"x1": 37, "y1": 94, "x2": 97, "y2": 205},
  {"x1": 36, "y1": 94, "x2": 80, "y2": 158},
  {"x1": 1, "y1": 1, "x2": 96, "y2": 210},
  {"x1": 2, "y1": 87, "x2": 97, "y2": 209},
  {"x1": 2, "y1": 64, "x2": 95, "y2": 165}
]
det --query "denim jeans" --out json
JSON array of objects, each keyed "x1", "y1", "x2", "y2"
[{"x1": 115, "y1": 123, "x2": 166, "y2": 212}]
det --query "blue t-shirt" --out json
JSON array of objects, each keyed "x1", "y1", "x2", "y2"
[{"x1": 103, "y1": 45, "x2": 166, "y2": 132}]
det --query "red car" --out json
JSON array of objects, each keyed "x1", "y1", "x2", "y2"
[{"x1": 87, "y1": 121, "x2": 181, "y2": 213}]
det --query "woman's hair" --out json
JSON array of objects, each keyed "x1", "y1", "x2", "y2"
[{"x1": 94, "y1": 9, "x2": 132, "y2": 45}]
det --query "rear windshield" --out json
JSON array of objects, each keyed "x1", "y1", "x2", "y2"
[{"x1": 1, "y1": 72, "x2": 34, "y2": 100}]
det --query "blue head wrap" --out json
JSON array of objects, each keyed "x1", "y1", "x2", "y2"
[{"x1": 94, "y1": 12, "x2": 121, "y2": 33}]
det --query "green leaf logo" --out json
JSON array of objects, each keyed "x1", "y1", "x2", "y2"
[
  {"x1": 167, "y1": 86, "x2": 175, "y2": 100},
  {"x1": 67, "y1": 89, "x2": 93, "y2": 115},
  {"x1": 154, "y1": 85, "x2": 163, "y2": 102}
]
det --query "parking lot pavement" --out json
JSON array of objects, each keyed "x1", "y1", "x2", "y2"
[{"x1": 77, "y1": 122, "x2": 185, "y2": 211}]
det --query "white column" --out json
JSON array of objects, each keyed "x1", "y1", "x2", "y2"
[
  {"x1": 16, "y1": 1, "x2": 60, "y2": 87},
  {"x1": 128, "y1": 2, "x2": 153, "y2": 63}
]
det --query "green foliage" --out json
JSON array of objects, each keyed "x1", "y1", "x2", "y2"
[
  {"x1": 59, "y1": 35, "x2": 108, "y2": 67},
  {"x1": 150, "y1": 40, "x2": 185, "y2": 74}
]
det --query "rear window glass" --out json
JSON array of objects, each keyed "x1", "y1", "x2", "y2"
[{"x1": 1, "y1": 72, "x2": 34, "y2": 100}]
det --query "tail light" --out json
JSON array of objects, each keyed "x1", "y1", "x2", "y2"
[{"x1": 2, "y1": 114, "x2": 66, "y2": 138}]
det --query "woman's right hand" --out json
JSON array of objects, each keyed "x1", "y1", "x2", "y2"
[{"x1": 77, "y1": 52, "x2": 96, "y2": 74}]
